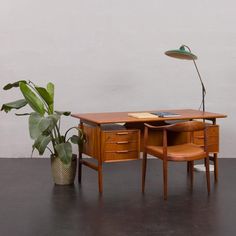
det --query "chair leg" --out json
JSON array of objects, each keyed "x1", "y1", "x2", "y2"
[
  {"x1": 142, "y1": 152, "x2": 147, "y2": 193},
  {"x1": 163, "y1": 160, "x2": 168, "y2": 200},
  {"x1": 190, "y1": 161, "x2": 194, "y2": 189},
  {"x1": 187, "y1": 161, "x2": 190, "y2": 174},
  {"x1": 205, "y1": 157, "x2": 211, "y2": 195}
]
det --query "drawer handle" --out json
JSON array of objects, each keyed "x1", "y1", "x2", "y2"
[
  {"x1": 116, "y1": 132, "x2": 129, "y2": 135},
  {"x1": 116, "y1": 150, "x2": 129, "y2": 153},
  {"x1": 116, "y1": 141, "x2": 129, "y2": 144},
  {"x1": 195, "y1": 135, "x2": 204, "y2": 139}
]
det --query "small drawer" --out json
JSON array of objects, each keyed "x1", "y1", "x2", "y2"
[
  {"x1": 104, "y1": 142, "x2": 138, "y2": 152},
  {"x1": 103, "y1": 130, "x2": 139, "y2": 143},
  {"x1": 193, "y1": 124, "x2": 219, "y2": 153},
  {"x1": 103, "y1": 150, "x2": 139, "y2": 162},
  {"x1": 207, "y1": 125, "x2": 219, "y2": 137}
]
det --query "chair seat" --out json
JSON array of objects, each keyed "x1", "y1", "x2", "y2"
[{"x1": 146, "y1": 143, "x2": 206, "y2": 161}]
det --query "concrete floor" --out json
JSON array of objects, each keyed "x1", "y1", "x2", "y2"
[{"x1": 0, "y1": 158, "x2": 235, "y2": 236}]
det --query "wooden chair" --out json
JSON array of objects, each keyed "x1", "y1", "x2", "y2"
[{"x1": 142, "y1": 121, "x2": 210, "y2": 200}]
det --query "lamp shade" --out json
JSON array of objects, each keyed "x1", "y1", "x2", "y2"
[{"x1": 165, "y1": 45, "x2": 197, "y2": 60}]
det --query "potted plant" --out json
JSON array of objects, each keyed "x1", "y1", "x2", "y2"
[{"x1": 1, "y1": 80, "x2": 85, "y2": 185}]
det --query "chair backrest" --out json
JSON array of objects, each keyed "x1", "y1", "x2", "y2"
[{"x1": 166, "y1": 121, "x2": 205, "y2": 133}]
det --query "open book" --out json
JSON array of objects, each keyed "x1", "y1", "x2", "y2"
[{"x1": 151, "y1": 111, "x2": 181, "y2": 117}]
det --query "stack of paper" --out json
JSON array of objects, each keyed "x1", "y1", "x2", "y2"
[{"x1": 128, "y1": 113, "x2": 158, "y2": 119}]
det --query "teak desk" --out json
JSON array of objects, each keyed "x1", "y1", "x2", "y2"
[{"x1": 72, "y1": 109, "x2": 227, "y2": 193}]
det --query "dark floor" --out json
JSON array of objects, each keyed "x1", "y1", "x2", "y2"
[{"x1": 0, "y1": 158, "x2": 236, "y2": 236}]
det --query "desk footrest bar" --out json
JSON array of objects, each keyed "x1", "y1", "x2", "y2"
[{"x1": 80, "y1": 160, "x2": 98, "y2": 171}]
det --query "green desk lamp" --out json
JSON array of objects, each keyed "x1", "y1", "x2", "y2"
[
  {"x1": 165, "y1": 45, "x2": 212, "y2": 172},
  {"x1": 165, "y1": 45, "x2": 206, "y2": 112}
]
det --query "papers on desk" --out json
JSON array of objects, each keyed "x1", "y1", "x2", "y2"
[
  {"x1": 151, "y1": 112, "x2": 181, "y2": 118},
  {"x1": 128, "y1": 112, "x2": 158, "y2": 119},
  {"x1": 128, "y1": 112, "x2": 181, "y2": 119}
]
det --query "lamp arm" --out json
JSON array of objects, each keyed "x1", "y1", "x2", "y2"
[
  {"x1": 192, "y1": 59, "x2": 206, "y2": 112},
  {"x1": 192, "y1": 59, "x2": 206, "y2": 94},
  {"x1": 181, "y1": 44, "x2": 192, "y2": 52}
]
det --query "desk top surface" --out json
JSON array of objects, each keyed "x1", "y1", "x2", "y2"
[{"x1": 72, "y1": 109, "x2": 227, "y2": 125}]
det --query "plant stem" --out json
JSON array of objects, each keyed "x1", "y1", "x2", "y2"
[
  {"x1": 46, "y1": 147, "x2": 53, "y2": 155},
  {"x1": 64, "y1": 126, "x2": 78, "y2": 140}
]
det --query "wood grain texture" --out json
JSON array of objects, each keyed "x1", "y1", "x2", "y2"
[{"x1": 72, "y1": 109, "x2": 227, "y2": 124}]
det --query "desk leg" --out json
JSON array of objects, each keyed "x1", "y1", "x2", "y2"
[
  {"x1": 78, "y1": 149, "x2": 82, "y2": 184},
  {"x1": 98, "y1": 162, "x2": 103, "y2": 194},
  {"x1": 96, "y1": 125, "x2": 103, "y2": 194},
  {"x1": 214, "y1": 153, "x2": 218, "y2": 182},
  {"x1": 212, "y1": 119, "x2": 218, "y2": 182},
  {"x1": 78, "y1": 122, "x2": 83, "y2": 184}
]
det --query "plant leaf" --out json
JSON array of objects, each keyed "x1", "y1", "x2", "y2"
[
  {"x1": 3, "y1": 80, "x2": 27, "y2": 90},
  {"x1": 20, "y1": 82, "x2": 45, "y2": 115},
  {"x1": 55, "y1": 111, "x2": 71, "y2": 116},
  {"x1": 1, "y1": 99, "x2": 28, "y2": 113},
  {"x1": 35, "y1": 86, "x2": 53, "y2": 107},
  {"x1": 47, "y1": 82, "x2": 54, "y2": 114},
  {"x1": 45, "y1": 114, "x2": 60, "y2": 134},
  {"x1": 47, "y1": 82, "x2": 54, "y2": 100},
  {"x1": 29, "y1": 113, "x2": 52, "y2": 140},
  {"x1": 70, "y1": 135, "x2": 80, "y2": 144},
  {"x1": 15, "y1": 113, "x2": 31, "y2": 116},
  {"x1": 55, "y1": 142, "x2": 72, "y2": 165},
  {"x1": 33, "y1": 134, "x2": 52, "y2": 155}
]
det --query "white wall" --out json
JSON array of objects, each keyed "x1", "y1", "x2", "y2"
[{"x1": 0, "y1": 0, "x2": 234, "y2": 158}]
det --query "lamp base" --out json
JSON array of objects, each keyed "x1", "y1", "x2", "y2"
[{"x1": 194, "y1": 164, "x2": 214, "y2": 172}]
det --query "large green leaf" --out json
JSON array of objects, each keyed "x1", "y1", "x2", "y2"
[
  {"x1": 46, "y1": 82, "x2": 54, "y2": 99},
  {"x1": 70, "y1": 135, "x2": 80, "y2": 144},
  {"x1": 19, "y1": 82, "x2": 45, "y2": 115},
  {"x1": 33, "y1": 134, "x2": 52, "y2": 155},
  {"x1": 47, "y1": 82, "x2": 54, "y2": 114},
  {"x1": 44, "y1": 114, "x2": 60, "y2": 135},
  {"x1": 1, "y1": 99, "x2": 28, "y2": 113},
  {"x1": 29, "y1": 113, "x2": 52, "y2": 140},
  {"x1": 35, "y1": 86, "x2": 53, "y2": 107},
  {"x1": 3, "y1": 80, "x2": 27, "y2": 90},
  {"x1": 47, "y1": 114, "x2": 60, "y2": 124},
  {"x1": 55, "y1": 142, "x2": 72, "y2": 165},
  {"x1": 29, "y1": 113, "x2": 60, "y2": 140}
]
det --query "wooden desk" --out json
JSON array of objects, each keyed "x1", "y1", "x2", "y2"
[{"x1": 72, "y1": 109, "x2": 226, "y2": 193}]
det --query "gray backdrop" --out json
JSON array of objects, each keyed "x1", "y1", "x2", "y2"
[{"x1": 0, "y1": 0, "x2": 234, "y2": 158}]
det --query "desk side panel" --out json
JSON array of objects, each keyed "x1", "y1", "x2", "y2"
[{"x1": 83, "y1": 125, "x2": 98, "y2": 159}]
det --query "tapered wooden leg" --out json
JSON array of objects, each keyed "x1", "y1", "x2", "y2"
[
  {"x1": 190, "y1": 161, "x2": 194, "y2": 189},
  {"x1": 78, "y1": 150, "x2": 82, "y2": 184},
  {"x1": 187, "y1": 161, "x2": 190, "y2": 174},
  {"x1": 78, "y1": 122, "x2": 84, "y2": 184},
  {"x1": 142, "y1": 152, "x2": 147, "y2": 193},
  {"x1": 163, "y1": 160, "x2": 168, "y2": 200},
  {"x1": 98, "y1": 162, "x2": 103, "y2": 194},
  {"x1": 205, "y1": 157, "x2": 211, "y2": 194},
  {"x1": 214, "y1": 153, "x2": 218, "y2": 182}
]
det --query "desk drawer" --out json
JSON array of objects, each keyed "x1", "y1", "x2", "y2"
[
  {"x1": 193, "y1": 124, "x2": 219, "y2": 153},
  {"x1": 103, "y1": 150, "x2": 139, "y2": 162},
  {"x1": 104, "y1": 141, "x2": 138, "y2": 152},
  {"x1": 103, "y1": 130, "x2": 139, "y2": 142}
]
